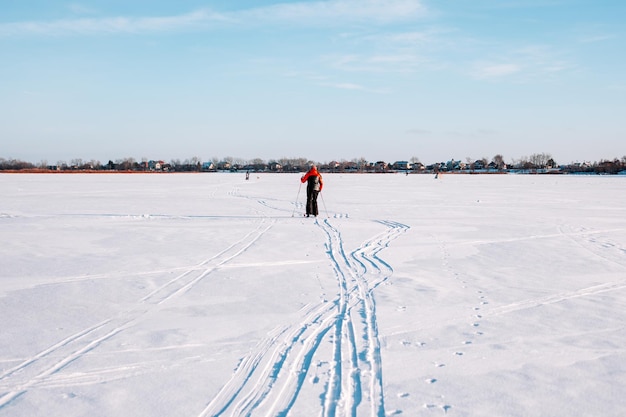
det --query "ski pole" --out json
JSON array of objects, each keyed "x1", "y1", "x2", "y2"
[
  {"x1": 320, "y1": 191, "x2": 329, "y2": 218},
  {"x1": 291, "y1": 182, "x2": 302, "y2": 217}
]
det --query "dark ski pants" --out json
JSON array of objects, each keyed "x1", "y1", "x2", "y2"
[{"x1": 306, "y1": 189, "x2": 319, "y2": 216}]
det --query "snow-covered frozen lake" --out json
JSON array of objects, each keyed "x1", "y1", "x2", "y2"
[{"x1": 1, "y1": 173, "x2": 625, "y2": 417}]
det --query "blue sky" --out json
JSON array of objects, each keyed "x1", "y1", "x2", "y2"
[{"x1": 1, "y1": 0, "x2": 624, "y2": 165}]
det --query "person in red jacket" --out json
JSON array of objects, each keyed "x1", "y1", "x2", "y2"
[{"x1": 300, "y1": 165, "x2": 323, "y2": 217}]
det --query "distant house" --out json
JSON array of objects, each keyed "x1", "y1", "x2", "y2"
[
  {"x1": 445, "y1": 159, "x2": 461, "y2": 171},
  {"x1": 217, "y1": 161, "x2": 231, "y2": 171},
  {"x1": 341, "y1": 161, "x2": 358, "y2": 172},
  {"x1": 327, "y1": 161, "x2": 341, "y2": 172},
  {"x1": 268, "y1": 162, "x2": 283, "y2": 172},
  {"x1": 473, "y1": 160, "x2": 485, "y2": 170},
  {"x1": 147, "y1": 160, "x2": 166, "y2": 171},
  {"x1": 393, "y1": 161, "x2": 412, "y2": 171},
  {"x1": 412, "y1": 162, "x2": 425, "y2": 171},
  {"x1": 202, "y1": 162, "x2": 216, "y2": 171},
  {"x1": 375, "y1": 161, "x2": 388, "y2": 172}
]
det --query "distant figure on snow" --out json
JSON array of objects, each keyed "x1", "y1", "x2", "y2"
[{"x1": 301, "y1": 165, "x2": 323, "y2": 217}]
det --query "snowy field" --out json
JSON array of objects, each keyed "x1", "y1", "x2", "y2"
[{"x1": 1, "y1": 172, "x2": 625, "y2": 417}]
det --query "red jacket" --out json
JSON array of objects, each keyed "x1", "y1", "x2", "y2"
[{"x1": 301, "y1": 167, "x2": 323, "y2": 191}]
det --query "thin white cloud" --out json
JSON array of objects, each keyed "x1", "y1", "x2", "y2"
[
  {"x1": 0, "y1": 9, "x2": 229, "y2": 37},
  {"x1": 327, "y1": 82, "x2": 365, "y2": 90},
  {"x1": 320, "y1": 81, "x2": 389, "y2": 94},
  {"x1": 326, "y1": 53, "x2": 426, "y2": 73},
  {"x1": 386, "y1": 31, "x2": 433, "y2": 43},
  {"x1": 67, "y1": 3, "x2": 99, "y2": 15},
  {"x1": 468, "y1": 43, "x2": 574, "y2": 81},
  {"x1": 579, "y1": 34, "x2": 616, "y2": 43},
  {"x1": 283, "y1": 71, "x2": 330, "y2": 83},
  {"x1": 243, "y1": 0, "x2": 426, "y2": 24},
  {"x1": 378, "y1": 27, "x2": 456, "y2": 45},
  {"x1": 472, "y1": 63, "x2": 521, "y2": 79},
  {"x1": 0, "y1": 0, "x2": 426, "y2": 37}
]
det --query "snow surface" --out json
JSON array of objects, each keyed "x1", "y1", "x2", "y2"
[{"x1": 1, "y1": 173, "x2": 625, "y2": 417}]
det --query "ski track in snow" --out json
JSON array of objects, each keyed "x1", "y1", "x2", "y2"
[
  {"x1": 0, "y1": 216, "x2": 275, "y2": 410},
  {"x1": 558, "y1": 225, "x2": 626, "y2": 270},
  {"x1": 198, "y1": 217, "x2": 409, "y2": 417},
  {"x1": 487, "y1": 279, "x2": 626, "y2": 316},
  {"x1": 319, "y1": 219, "x2": 409, "y2": 417},
  {"x1": 2, "y1": 185, "x2": 408, "y2": 416},
  {"x1": 4, "y1": 176, "x2": 625, "y2": 416},
  {"x1": 411, "y1": 222, "x2": 626, "y2": 414}
]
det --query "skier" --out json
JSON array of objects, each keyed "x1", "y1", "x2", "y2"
[{"x1": 300, "y1": 165, "x2": 323, "y2": 217}]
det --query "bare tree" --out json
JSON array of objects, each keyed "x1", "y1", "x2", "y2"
[
  {"x1": 170, "y1": 159, "x2": 181, "y2": 170},
  {"x1": 250, "y1": 158, "x2": 266, "y2": 171},
  {"x1": 190, "y1": 156, "x2": 202, "y2": 171},
  {"x1": 353, "y1": 157, "x2": 368, "y2": 172},
  {"x1": 529, "y1": 153, "x2": 552, "y2": 169},
  {"x1": 492, "y1": 154, "x2": 505, "y2": 170}
]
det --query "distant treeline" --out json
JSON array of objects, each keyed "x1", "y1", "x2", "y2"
[{"x1": 1, "y1": 154, "x2": 625, "y2": 175}]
